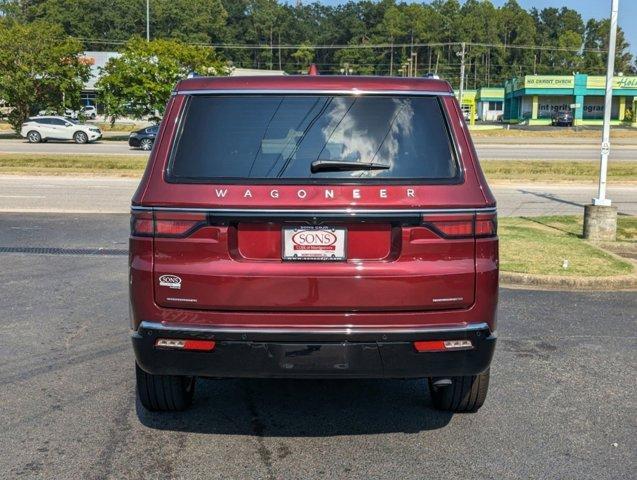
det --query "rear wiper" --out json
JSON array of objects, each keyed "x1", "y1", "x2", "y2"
[{"x1": 310, "y1": 160, "x2": 390, "y2": 173}]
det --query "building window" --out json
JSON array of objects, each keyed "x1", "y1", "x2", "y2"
[
  {"x1": 80, "y1": 92, "x2": 96, "y2": 107},
  {"x1": 488, "y1": 101, "x2": 503, "y2": 111}
]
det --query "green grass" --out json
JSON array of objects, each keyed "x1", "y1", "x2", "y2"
[
  {"x1": 1, "y1": 154, "x2": 636, "y2": 183},
  {"x1": 481, "y1": 160, "x2": 637, "y2": 183},
  {"x1": 472, "y1": 128, "x2": 637, "y2": 139},
  {"x1": 499, "y1": 215, "x2": 636, "y2": 276},
  {"x1": 0, "y1": 153, "x2": 147, "y2": 176}
]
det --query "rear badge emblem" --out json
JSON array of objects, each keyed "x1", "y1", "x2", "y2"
[{"x1": 159, "y1": 275, "x2": 182, "y2": 289}]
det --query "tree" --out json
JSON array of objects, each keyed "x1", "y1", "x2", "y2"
[
  {"x1": 96, "y1": 37, "x2": 229, "y2": 121},
  {"x1": 2, "y1": 0, "x2": 635, "y2": 80},
  {"x1": 378, "y1": 2, "x2": 406, "y2": 76},
  {"x1": 291, "y1": 43, "x2": 315, "y2": 73},
  {"x1": 583, "y1": 18, "x2": 634, "y2": 74},
  {"x1": 152, "y1": 0, "x2": 228, "y2": 44},
  {"x1": 334, "y1": 39, "x2": 379, "y2": 75},
  {"x1": 0, "y1": 19, "x2": 90, "y2": 132}
]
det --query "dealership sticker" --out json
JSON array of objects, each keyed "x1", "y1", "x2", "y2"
[{"x1": 159, "y1": 274, "x2": 182, "y2": 289}]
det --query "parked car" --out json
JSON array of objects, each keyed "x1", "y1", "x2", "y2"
[
  {"x1": 128, "y1": 124, "x2": 159, "y2": 150},
  {"x1": 20, "y1": 116, "x2": 102, "y2": 143},
  {"x1": 81, "y1": 105, "x2": 97, "y2": 119},
  {"x1": 551, "y1": 109, "x2": 574, "y2": 126},
  {"x1": 130, "y1": 76, "x2": 498, "y2": 413}
]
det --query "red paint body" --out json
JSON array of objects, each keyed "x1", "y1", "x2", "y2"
[{"x1": 129, "y1": 76, "x2": 498, "y2": 335}]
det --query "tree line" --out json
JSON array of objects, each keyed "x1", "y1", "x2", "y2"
[
  {"x1": 2, "y1": 0, "x2": 634, "y2": 83},
  {"x1": 0, "y1": 0, "x2": 635, "y2": 130}
]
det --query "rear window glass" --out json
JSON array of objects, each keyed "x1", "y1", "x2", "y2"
[{"x1": 168, "y1": 95, "x2": 459, "y2": 183}]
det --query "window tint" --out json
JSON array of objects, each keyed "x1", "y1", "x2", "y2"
[
  {"x1": 50, "y1": 118, "x2": 67, "y2": 126},
  {"x1": 36, "y1": 118, "x2": 52, "y2": 125},
  {"x1": 169, "y1": 95, "x2": 459, "y2": 182}
]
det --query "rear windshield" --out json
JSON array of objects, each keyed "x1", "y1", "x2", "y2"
[{"x1": 167, "y1": 95, "x2": 459, "y2": 183}]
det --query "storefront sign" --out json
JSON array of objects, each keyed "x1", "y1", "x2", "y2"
[
  {"x1": 586, "y1": 76, "x2": 637, "y2": 89},
  {"x1": 523, "y1": 76, "x2": 574, "y2": 89}
]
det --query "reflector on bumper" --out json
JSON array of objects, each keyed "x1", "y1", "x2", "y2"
[
  {"x1": 413, "y1": 339, "x2": 473, "y2": 352},
  {"x1": 155, "y1": 338, "x2": 216, "y2": 351}
]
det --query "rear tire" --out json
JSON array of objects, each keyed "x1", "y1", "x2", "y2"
[
  {"x1": 27, "y1": 130, "x2": 41, "y2": 143},
  {"x1": 140, "y1": 138, "x2": 154, "y2": 151},
  {"x1": 74, "y1": 131, "x2": 88, "y2": 144},
  {"x1": 135, "y1": 363, "x2": 195, "y2": 411},
  {"x1": 428, "y1": 369, "x2": 490, "y2": 413}
]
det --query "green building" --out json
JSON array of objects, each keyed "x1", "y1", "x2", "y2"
[
  {"x1": 476, "y1": 87, "x2": 505, "y2": 121},
  {"x1": 503, "y1": 74, "x2": 637, "y2": 126}
]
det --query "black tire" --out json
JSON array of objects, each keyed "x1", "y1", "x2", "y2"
[
  {"x1": 428, "y1": 369, "x2": 490, "y2": 413},
  {"x1": 135, "y1": 363, "x2": 195, "y2": 411},
  {"x1": 27, "y1": 130, "x2": 41, "y2": 143},
  {"x1": 140, "y1": 138, "x2": 154, "y2": 151},
  {"x1": 73, "y1": 131, "x2": 88, "y2": 144}
]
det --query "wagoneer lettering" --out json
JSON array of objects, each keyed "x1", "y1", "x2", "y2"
[{"x1": 130, "y1": 75, "x2": 498, "y2": 413}]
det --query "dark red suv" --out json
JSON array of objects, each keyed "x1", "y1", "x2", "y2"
[{"x1": 130, "y1": 75, "x2": 498, "y2": 413}]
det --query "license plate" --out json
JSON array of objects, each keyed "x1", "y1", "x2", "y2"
[{"x1": 282, "y1": 226, "x2": 346, "y2": 261}]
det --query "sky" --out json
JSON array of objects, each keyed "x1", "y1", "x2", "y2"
[{"x1": 299, "y1": 1, "x2": 637, "y2": 56}]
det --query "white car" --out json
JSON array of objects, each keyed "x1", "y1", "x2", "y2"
[
  {"x1": 20, "y1": 116, "x2": 102, "y2": 144},
  {"x1": 81, "y1": 105, "x2": 98, "y2": 119}
]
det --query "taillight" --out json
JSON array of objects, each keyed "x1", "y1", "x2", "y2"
[
  {"x1": 475, "y1": 213, "x2": 497, "y2": 237},
  {"x1": 130, "y1": 211, "x2": 207, "y2": 237},
  {"x1": 421, "y1": 213, "x2": 497, "y2": 239}
]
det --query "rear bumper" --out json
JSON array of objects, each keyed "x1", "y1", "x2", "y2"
[{"x1": 133, "y1": 321, "x2": 496, "y2": 379}]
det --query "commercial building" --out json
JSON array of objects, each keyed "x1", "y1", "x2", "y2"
[
  {"x1": 455, "y1": 88, "x2": 505, "y2": 123},
  {"x1": 503, "y1": 74, "x2": 637, "y2": 126},
  {"x1": 476, "y1": 87, "x2": 504, "y2": 121},
  {"x1": 79, "y1": 51, "x2": 120, "y2": 109},
  {"x1": 455, "y1": 89, "x2": 477, "y2": 122}
]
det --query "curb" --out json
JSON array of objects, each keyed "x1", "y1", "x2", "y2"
[{"x1": 500, "y1": 271, "x2": 637, "y2": 291}]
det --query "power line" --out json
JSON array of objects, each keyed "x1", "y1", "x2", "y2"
[{"x1": 71, "y1": 37, "x2": 609, "y2": 54}]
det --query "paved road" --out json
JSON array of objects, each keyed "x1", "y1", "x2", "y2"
[
  {"x1": 476, "y1": 143, "x2": 637, "y2": 161},
  {"x1": 1, "y1": 138, "x2": 637, "y2": 161},
  {"x1": 0, "y1": 175, "x2": 635, "y2": 217},
  {"x1": 0, "y1": 213, "x2": 635, "y2": 479},
  {"x1": 0, "y1": 139, "x2": 147, "y2": 156}
]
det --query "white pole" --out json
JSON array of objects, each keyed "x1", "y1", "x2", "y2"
[
  {"x1": 146, "y1": 0, "x2": 150, "y2": 42},
  {"x1": 458, "y1": 42, "x2": 466, "y2": 111},
  {"x1": 593, "y1": 0, "x2": 619, "y2": 206}
]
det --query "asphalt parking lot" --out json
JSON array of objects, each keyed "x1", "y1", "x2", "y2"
[{"x1": 1, "y1": 213, "x2": 636, "y2": 480}]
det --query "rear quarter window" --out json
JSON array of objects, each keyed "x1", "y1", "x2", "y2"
[{"x1": 167, "y1": 94, "x2": 460, "y2": 184}]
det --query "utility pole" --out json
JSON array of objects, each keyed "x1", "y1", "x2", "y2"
[
  {"x1": 146, "y1": 0, "x2": 150, "y2": 42},
  {"x1": 457, "y1": 42, "x2": 466, "y2": 109},
  {"x1": 412, "y1": 51, "x2": 418, "y2": 77},
  {"x1": 584, "y1": 0, "x2": 619, "y2": 241}
]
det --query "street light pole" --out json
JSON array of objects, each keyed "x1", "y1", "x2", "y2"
[
  {"x1": 584, "y1": 0, "x2": 619, "y2": 241},
  {"x1": 593, "y1": 0, "x2": 619, "y2": 207},
  {"x1": 146, "y1": 0, "x2": 150, "y2": 42},
  {"x1": 458, "y1": 42, "x2": 466, "y2": 110}
]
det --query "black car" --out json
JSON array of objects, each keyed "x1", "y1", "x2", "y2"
[
  {"x1": 551, "y1": 110, "x2": 574, "y2": 127},
  {"x1": 129, "y1": 124, "x2": 159, "y2": 150}
]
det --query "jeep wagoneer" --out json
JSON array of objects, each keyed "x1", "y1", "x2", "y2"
[{"x1": 130, "y1": 75, "x2": 498, "y2": 413}]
